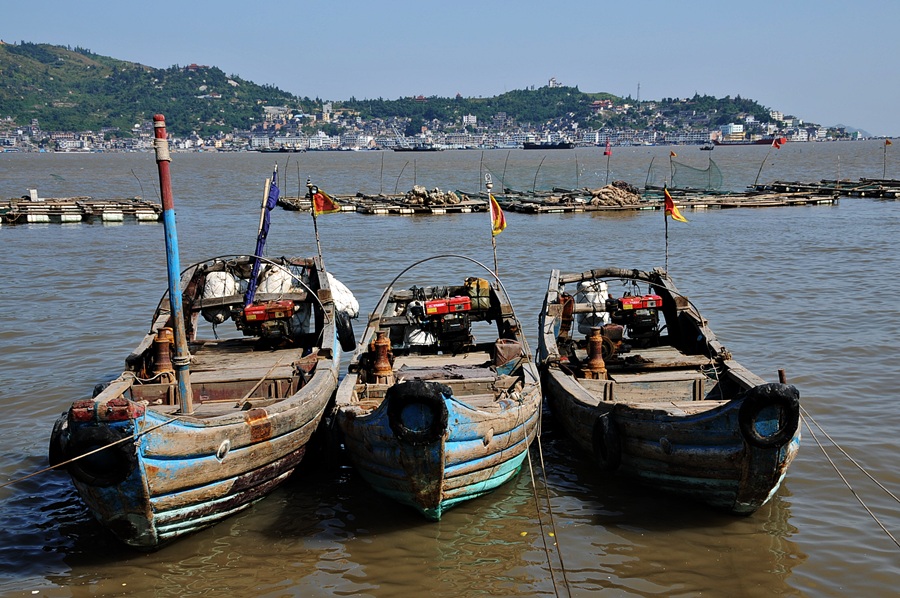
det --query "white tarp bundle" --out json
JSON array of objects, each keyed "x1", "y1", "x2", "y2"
[
  {"x1": 201, "y1": 271, "x2": 238, "y2": 323},
  {"x1": 328, "y1": 273, "x2": 359, "y2": 318},
  {"x1": 575, "y1": 280, "x2": 611, "y2": 334}
]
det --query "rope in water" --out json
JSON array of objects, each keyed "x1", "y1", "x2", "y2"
[
  {"x1": 524, "y1": 405, "x2": 572, "y2": 598},
  {"x1": 0, "y1": 415, "x2": 180, "y2": 491},
  {"x1": 800, "y1": 406, "x2": 900, "y2": 549}
]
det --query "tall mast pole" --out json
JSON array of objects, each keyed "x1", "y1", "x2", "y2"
[{"x1": 153, "y1": 114, "x2": 193, "y2": 415}]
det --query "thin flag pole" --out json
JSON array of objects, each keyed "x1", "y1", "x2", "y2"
[
  {"x1": 395, "y1": 161, "x2": 408, "y2": 194},
  {"x1": 663, "y1": 184, "x2": 669, "y2": 273},
  {"x1": 665, "y1": 209, "x2": 669, "y2": 273},
  {"x1": 645, "y1": 156, "x2": 655, "y2": 189},
  {"x1": 533, "y1": 155, "x2": 546, "y2": 194},
  {"x1": 480, "y1": 150, "x2": 484, "y2": 194},
  {"x1": 245, "y1": 164, "x2": 279, "y2": 307},
  {"x1": 153, "y1": 114, "x2": 193, "y2": 415},
  {"x1": 307, "y1": 178, "x2": 324, "y2": 263},
  {"x1": 884, "y1": 141, "x2": 889, "y2": 179},
  {"x1": 257, "y1": 178, "x2": 272, "y2": 235},
  {"x1": 575, "y1": 153, "x2": 579, "y2": 188},
  {"x1": 501, "y1": 150, "x2": 510, "y2": 195},
  {"x1": 754, "y1": 145, "x2": 774, "y2": 188},
  {"x1": 486, "y1": 174, "x2": 498, "y2": 275},
  {"x1": 604, "y1": 138, "x2": 612, "y2": 184}
]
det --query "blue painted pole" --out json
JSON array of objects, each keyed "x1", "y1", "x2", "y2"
[{"x1": 154, "y1": 115, "x2": 193, "y2": 415}]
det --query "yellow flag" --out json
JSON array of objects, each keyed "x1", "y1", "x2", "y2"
[
  {"x1": 490, "y1": 194, "x2": 507, "y2": 235},
  {"x1": 664, "y1": 188, "x2": 688, "y2": 223},
  {"x1": 312, "y1": 189, "x2": 341, "y2": 215}
]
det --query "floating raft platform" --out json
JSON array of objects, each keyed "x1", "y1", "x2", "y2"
[
  {"x1": 506, "y1": 190, "x2": 838, "y2": 214},
  {"x1": 277, "y1": 195, "x2": 356, "y2": 212},
  {"x1": 1, "y1": 195, "x2": 162, "y2": 225},
  {"x1": 352, "y1": 197, "x2": 487, "y2": 215},
  {"x1": 276, "y1": 186, "x2": 840, "y2": 217},
  {"x1": 278, "y1": 192, "x2": 488, "y2": 215},
  {"x1": 754, "y1": 178, "x2": 900, "y2": 199}
]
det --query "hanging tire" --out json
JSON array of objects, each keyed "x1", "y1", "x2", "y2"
[
  {"x1": 591, "y1": 413, "x2": 621, "y2": 472},
  {"x1": 738, "y1": 383, "x2": 800, "y2": 449},
  {"x1": 386, "y1": 380, "x2": 450, "y2": 446},
  {"x1": 48, "y1": 412, "x2": 69, "y2": 467},
  {"x1": 336, "y1": 310, "x2": 356, "y2": 353},
  {"x1": 65, "y1": 424, "x2": 137, "y2": 487}
]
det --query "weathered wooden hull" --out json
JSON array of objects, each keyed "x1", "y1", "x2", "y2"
[
  {"x1": 332, "y1": 258, "x2": 542, "y2": 520},
  {"x1": 50, "y1": 255, "x2": 345, "y2": 548},
  {"x1": 337, "y1": 377, "x2": 542, "y2": 520},
  {"x1": 544, "y1": 367, "x2": 799, "y2": 513},
  {"x1": 538, "y1": 266, "x2": 801, "y2": 514},
  {"x1": 54, "y1": 353, "x2": 338, "y2": 548}
]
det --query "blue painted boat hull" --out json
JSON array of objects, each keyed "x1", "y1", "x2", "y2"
[
  {"x1": 338, "y1": 382, "x2": 541, "y2": 520},
  {"x1": 50, "y1": 255, "x2": 343, "y2": 548},
  {"x1": 333, "y1": 260, "x2": 543, "y2": 520}
]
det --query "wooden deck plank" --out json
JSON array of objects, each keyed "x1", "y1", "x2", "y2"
[{"x1": 393, "y1": 351, "x2": 492, "y2": 369}]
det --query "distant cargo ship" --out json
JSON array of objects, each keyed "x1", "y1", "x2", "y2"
[
  {"x1": 713, "y1": 138, "x2": 777, "y2": 146},
  {"x1": 523, "y1": 141, "x2": 575, "y2": 150},
  {"x1": 393, "y1": 144, "x2": 444, "y2": 152}
]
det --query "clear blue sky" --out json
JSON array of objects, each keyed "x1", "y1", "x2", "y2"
[{"x1": 4, "y1": 0, "x2": 898, "y2": 136}]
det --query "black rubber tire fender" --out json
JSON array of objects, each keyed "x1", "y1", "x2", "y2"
[
  {"x1": 738, "y1": 383, "x2": 800, "y2": 449},
  {"x1": 48, "y1": 412, "x2": 69, "y2": 467},
  {"x1": 591, "y1": 412, "x2": 622, "y2": 472},
  {"x1": 386, "y1": 380, "x2": 450, "y2": 446},
  {"x1": 64, "y1": 424, "x2": 137, "y2": 487},
  {"x1": 336, "y1": 310, "x2": 357, "y2": 353}
]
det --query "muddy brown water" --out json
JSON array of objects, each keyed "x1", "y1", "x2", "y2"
[{"x1": 1, "y1": 142, "x2": 898, "y2": 596}]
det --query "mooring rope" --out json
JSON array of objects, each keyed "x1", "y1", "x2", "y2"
[
  {"x1": 0, "y1": 415, "x2": 181, "y2": 491},
  {"x1": 800, "y1": 406, "x2": 900, "y2": 549},
  {"x1": 523, "y1": 406, "x2": 572, "y2": 598}
]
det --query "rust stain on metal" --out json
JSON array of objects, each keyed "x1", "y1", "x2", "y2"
[{"x1": 244, "y1": 407, "x2": 272, "y2": 441}]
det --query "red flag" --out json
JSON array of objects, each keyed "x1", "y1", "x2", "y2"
[
  {"x1": 670, "y1": 150, "x2": 677, "y2": 157},
  {"x1": 603, "y1": 139, "x2": 612, "y2": 156},
  {"x1": 489, "y1": 194, "x2": 506, "y2": 236},
  {"x1": 773, "y1": 136, "x2": 787, "y2": 149},
  {"x1": 887, "y1": 139, "x2": 893, "y2": 146},
  {"x1": 313, "y1": 189, "x2": 341, "y2": 215},
  {"x1": 664, "y1": 187, "x2": 688, "y2": 223}
]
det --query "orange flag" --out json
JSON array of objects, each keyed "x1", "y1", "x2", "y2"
[
  {"x1": 312, "y1": 189, "x2": 341, "y2": 215},
  {"x1": 887, "y1": 139, "x2": 893, "y2": 146},
  {"x1": 664, "y1": 187, "x2": 688, "y2": 223},
  {"x1": 489, "y1": 194, "x2": 506, "y2": 236},
  {"x1": 670, "y1": 150, "x2": 677, "y2": 157}
]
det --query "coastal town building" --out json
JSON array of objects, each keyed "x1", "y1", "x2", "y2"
[{"x1": 0, "y1": 94, "x2": 870, "y2": 153}]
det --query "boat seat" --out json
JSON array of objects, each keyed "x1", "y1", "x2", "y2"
[{"x1": 608, "y1": 370, "x2": 706, "y2": 403}]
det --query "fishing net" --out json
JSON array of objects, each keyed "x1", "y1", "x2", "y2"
[{"x1": 647, "y1": 157, "x2": 723, "y2": 191}]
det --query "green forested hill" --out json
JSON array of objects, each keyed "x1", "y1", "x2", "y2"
[
  {"x1": 1, "y1": 41, "x2": 780, "y2": 137},
  {"x1": 0, "y1": 42, "x2": 306, "y2": 136}
]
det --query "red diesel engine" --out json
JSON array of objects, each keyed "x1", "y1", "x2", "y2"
[
  {"x1": 234, "y1": 300, "x2": 299, "y2": 343},
  {"x1": 606, "y1": 294, "x2": 662, "y2": 347}
]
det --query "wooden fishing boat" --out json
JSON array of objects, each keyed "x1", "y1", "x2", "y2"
[
  {"x1": 332, "y1": 256, "x2": 542, "y2": 520},
  {"x1": 47, "y1": 253, "x2": 350, "y2": 548},
  {"x1": 47, "y1": 116, "x2": 356, "y2": 549},
  {"x1": 538, "y1": 267, "x2": 800, "y2": 514}
]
